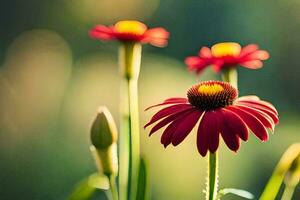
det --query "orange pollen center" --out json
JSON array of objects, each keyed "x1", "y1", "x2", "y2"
[
  {"x1": 198, "y1": 83, "x2": 224, "y2": 95},
  {"x1": 211, "y1": 42, "x2": 241, "y2": 57},
  {"x1": 187, "y1": 81, "x2": 238, "y2": 110},
  {"x1": 114, "y1": 20, "x2": 147, "y2": 35}
]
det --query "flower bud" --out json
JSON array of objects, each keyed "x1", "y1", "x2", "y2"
[
  {"x1": 90, "y1": 106, "x2": 118, "y2": 176},
  {"x1": 91, "y1": 106, "x2": 118, "y2": 150}
]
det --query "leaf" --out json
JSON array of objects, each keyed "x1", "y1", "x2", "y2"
[
  {"x1": 217, "y1": 188, "x2": 254, "y2": 199},
  {"x1": 136, "y1": 157, "x2": 150, "y2": 200},
  {"x1": 69, "y1": 173, "x2": 110, "y2": 200},
  {"x1": 259, "y1": 143, "x2": 300, "y2": 200}
]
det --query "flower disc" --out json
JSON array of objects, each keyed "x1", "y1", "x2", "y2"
[{"x1": 187, "y1": 81, "x2": 238, "y2": 110}]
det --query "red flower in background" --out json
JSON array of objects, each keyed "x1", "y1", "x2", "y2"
[
  {"x1": 145, "y1": 81, "x2": 278, "y2": 156},
  {"x1": 89, "y1": 20, "x2": 169, "y2": 47},
  {"x1": 185, "y1": 42, "x2": 269, "y2": 74}
]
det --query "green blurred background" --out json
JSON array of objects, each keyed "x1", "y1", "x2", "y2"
[{"x1": 0, "y1": 0, "x2": 299, "y2": 199}]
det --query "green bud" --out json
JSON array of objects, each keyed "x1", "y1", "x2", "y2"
[
  {"x1": 90, "y1": 144, "x2": 118, "y2": 176},
  {"x1": 90, "y1": 106, "x2": 118, "y2": 150}
]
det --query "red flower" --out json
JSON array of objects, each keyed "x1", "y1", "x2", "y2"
[
  {"x1": 145, "y1": 81, "x2": 278, "y2": 156},
  {"x1": 89, "y1": 20, "x2": 169, "y2": 47},
  {"x1": 185, "y1": 42, "x2": 270, "y2": 74}
]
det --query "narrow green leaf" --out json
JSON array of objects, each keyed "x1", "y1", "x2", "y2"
[
  {"x1": 259, "y1": 143, "x2": 300, "y2": 200},
  {"x1": 69, "y1": 173, "x2": 110, "y2": 200},
  {"x1": 136, "y1": 157, "x2": 149, "y2": 200},
  {"x1": 218, "y1": 188, "x2": 254, "y2": 199}
]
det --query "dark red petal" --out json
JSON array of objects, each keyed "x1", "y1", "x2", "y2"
[
  {"x1": 198, "y1": 47, "x2": 212, "y2": 58},
  {"x1": 89, "y1": 25, "x2": 115, "y2": 40},
  {"x1": 219, "y1": 109, "x2": 241, "y2": 151},
  {"x1": 236, "y1": 98, "x2": 277, "y2": 114},
  {"x1": 161, "y1": 110, "x2": 194, "y2": 147},
  {"x1": 236, "y1": 101, "x2": 278, "y2": 124},
  {"x1": 235, "y1": 105, "x2": 275, "y2": 131},
  {"x1": 144, "y1": 103, "x2": 191, "y2": 128},
  {"x1": 197, "y1": 112, "x2": 209, "y2": 156},
  {"x1": 227, "y1": 106, "x2": 269, "y2": 141},
  {"x1": 221, "y1": 108, "x2": 249, "y2": 141},
  {"x1": 145, "y1": 98, "x2": 188, "y2": 110},
  {"x1": 143, "y1": 28, "x2": 169, "y2": 47},
  {"x1": 171, "y1": 110, "x2": 202, "y2": 146},
  {"x1": 149, "y1": 107, "x2": 194, "y2": 136},
  {"x1": 199, "y1": 111, "x2": 221, "y2": 153}
]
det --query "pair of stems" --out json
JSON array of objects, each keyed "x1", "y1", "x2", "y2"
[
  {"x1": 207, "y1": 68, "x2": 237, "y2": 200},
  {"x1": 118, "y1": 42, "x2": 142, "y2": 200}
]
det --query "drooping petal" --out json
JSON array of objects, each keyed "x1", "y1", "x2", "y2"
[
  {"x1": 227, "y1": 106, "x2": 269, "y2": 141},
  {"x1": 161, "y1": 110, "x2": 194, "y2": 147},
  {"x1": 236, "y1": 98, "x2": 277, "y2": 114},
  {"x1": 143, "y1": 28, "x2": 169, "y2": 47},
  {"x1": 144, "y1": 103, "x2": 192, "y2": 128},
  {"x1": 236, "y1": 101, "x2": 278, "y2": 124},
  {"x1": 145, "y1": 98, "x2": 188, "y2": 110},
  {"x1": 89, "y1": 25, "x2": 115, "y2": 40},
  {"x1": 197, "y1": 112, "x2": 209, "y2": 156},
  {"x1": 149, "y1": 107, "x2": 194, "y2": 136},
  {"x1": 198, "y1": 111, "x2": 221, "y2": 154},
  {"x1": 171, "y1": 110, "x2": 203, "y2": 146},
  {"x1": 218, "y1": 109, "x2": 241, "y2": 151},
  {"x1": 221, "y1": 108, "x2": 249, "y2": 141},
  {"x1": 235, "y1": 105, "x2": 275, "y2": 131}
]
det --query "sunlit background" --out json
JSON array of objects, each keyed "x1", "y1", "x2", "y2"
[{"x1": 0, "y1": 0, "x2": 300, "y2": 199}]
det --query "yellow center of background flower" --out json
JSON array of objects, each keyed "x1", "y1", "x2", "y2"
[
  {"x1": 211, "y1": 42, "x2": 241, "y2": 57},
  {"x1": 114, "y1": 20, "x2": 147, "y2": 35},
  {"x1": 198, "y1": 83, "x2": 224, "y2": 95}
]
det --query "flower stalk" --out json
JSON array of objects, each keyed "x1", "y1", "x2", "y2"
[
  {"x1": 221, "y1": 67, "x2": 238, "y2": 88},
  {"x1": 119, "y1": 41, "x2": 141, "y2": 200},
  {"x1": 206, "y1": 67, "x2": 238, "y2": 200},
  {"x1": 207, "y1": 152, "x2": 219, "y2": 200}
]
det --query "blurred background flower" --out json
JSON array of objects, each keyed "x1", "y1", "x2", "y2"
[{"x1": 0, "y1": 0, "x2": 299, "y2": 199}]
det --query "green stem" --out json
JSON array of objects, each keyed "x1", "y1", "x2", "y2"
[
  {"x1": 205, "y1": 66, "x2": 238, "y2": 200},
  {"x1": 119, "y1": 42, "x2": 141, "y2": 200},
  {"x1": 281, "y1": 185, "x2": 295, "y2": 200},
  {"x1": 221, "y1": 67, "x2": 238, "y2": 88},
  {"x1": 109, "y1": 175, "x2": 119, "y2": 200},
  {"x1": 207, "y1": 152, "x2": 218, "y2": 200}
]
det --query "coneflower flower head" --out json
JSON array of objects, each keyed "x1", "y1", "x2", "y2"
[
  {"x1": 89, "y1": 20, "x2": 169, "y2": 47},
  {"x1": 185, "y1": 42, "x2": 269, "y2": 74},
  {"x1": 145, "y1": 81, "x2": 278, "y2": 156}
]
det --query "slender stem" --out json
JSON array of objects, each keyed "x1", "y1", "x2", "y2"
[
  {"x1": 207, "y1": 152, "x2": 218, "y2": 200},
  {"x1": 119, "y1": 42, "x2": 141, "y2": 200},
  {"x1": 127, "y1": 77, "x2": 140, "y2": 200},
  {"x1": 109, "y1": 175, "x2": 119, "y2": 200},
  {"x1": 221, "y1": 67, "x2": 238, "y2": 88},
  {"x1": 281, "y1": 185, "x2": 295, "y2": 200},
  {"x1": 205, "y1": 67, "x2": 238, "y2": 200}
]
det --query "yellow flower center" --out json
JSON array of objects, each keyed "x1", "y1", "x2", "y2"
[
  {"x1": 198, "y1": 83, "x2": 224, "y2": 95},
  {"x1": 211, "y1": 42, "x2": 241, "y2": 57},
  {"x1": 114, "y1": 20, "x2": 147, "y2": 35}
]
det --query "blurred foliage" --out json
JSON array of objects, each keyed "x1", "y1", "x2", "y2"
[{"x1": 0, "y1": 0, "x2": 300, "y2": 200}]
